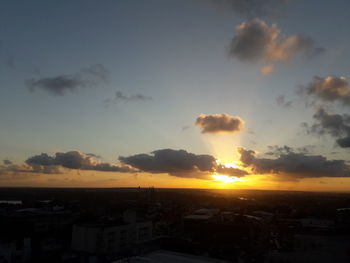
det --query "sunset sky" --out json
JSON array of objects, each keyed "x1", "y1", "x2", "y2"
[{"x1": 1, "y1": 0, "x2": 350, "y2": 191}]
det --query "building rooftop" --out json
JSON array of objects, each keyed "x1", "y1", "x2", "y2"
[{"x1": 113, "y1": 250, "x2": 228, "y2": 263}]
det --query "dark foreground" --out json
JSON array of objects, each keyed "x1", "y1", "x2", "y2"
[{"x1": 0, "y1": 187, "x2": 349, "y2": 263}]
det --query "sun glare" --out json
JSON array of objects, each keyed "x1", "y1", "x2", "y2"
[
  {"x1": 212, "y1": 174, "x2": 243, "y2": 183},
  {"x1": 223, "y1": 161, "x2": 242, "y2": 169}
]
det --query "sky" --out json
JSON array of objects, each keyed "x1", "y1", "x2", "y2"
[{"x1": 1, "y1": 0, "x2": 350, "y2": 191}]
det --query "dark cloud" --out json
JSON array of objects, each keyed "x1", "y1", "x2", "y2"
[
  {"x1": 115, "y1": 91, "x2": 152, "y2": 102},
  {"x1": 306, "y1": 108, "x2": 350, "y2": 148},
  {"x1": 119, "y1": 149, "x2": 248, "y2": 179},
  {"x1": 237, "y1": 147, "x2": 256, "y2": 166},
  {"x1": 299, "y1": 76, "x2": 350, "y2": 106},
  {"x1": 3, "y1": 160, "x2": 12, "y2": 165},
  {"x1": 119, "y1": 149, "x2": 216, "y2": 179},
  {"x1": 85, "y1": 153, "x2": 102, "y2": 159},
  {"x1": 215, "y1": 165, "x2": 249, "y2": 177},
  {"x1": 238, "y1": 146, "x2": 350, "y2": 179},
  {"x1": 265, "y1": 145, "x2": 315, "y2": 156},
  {"x1": 276, "y1": 95, "x2": 292, "y2": 107},
  {"x1": 298, "y1": 77, "x2": 350, "y2": 148},
  {"x1": 27, "y1": 76, "x2": 84, "y2": 96},
  {"x1": 195, "y1": 113, "x2": 244, "y2": 134},
  {"x1": 26, "y1": 153, "x2": 55, "y2": 166},
  {"x1": 0, "y1": 162, "x2": 60, "y2": 177},
  {"x1": 229, "y1": 19, "x2": 324, "y2": 73},
  {"x1": 204, "y1": 0, "x2": 288, "y2": 18},
  {"x1": 26, "y1": 151, "x2": 136, "y2": 173},
  {"x1": 26, "y1": 64, "x2": 110, "y2": 96}
]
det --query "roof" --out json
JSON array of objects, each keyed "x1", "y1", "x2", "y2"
[{"x1": 113, "y1": 250, "x2": 228, "y2": 263}]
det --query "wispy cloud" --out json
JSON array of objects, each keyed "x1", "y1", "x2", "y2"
[
  {"x1": 115, "y1": 91, "x2": 152, "y2": 102},
  {"x1": 104, "y1": 91, "x2": 152, "y2": 107},
  {"x1": 275, "y1": 95, "x2": 293, "y2": 107},
  {"x1": 26, "y1": 64, "x2": 110, "y2": 96}
]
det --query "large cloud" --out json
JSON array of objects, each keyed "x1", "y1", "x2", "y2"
[
  {"x1": 204, "y1": 0, "x2": 288, "y2": 18},
  {"x1": 229, "y1": 19, "x2": 324, "y2": 73},
  {"x1": 195, "y1": 113, "x2": 244, "y2": 134},
  {"x1": 119, "y1": 149, "x2": 248, "y2": 179},
  {"x1": 26, "y1": 64, "x2": 110, "y2": 96},
  {"x1": 26, "y1": 151, "x2": 136, "y2": 173},
  {"x1": 305, "y1": 108, "x2": 350, "y2": 148},
  {"x1": 299, "y1": 76, "x2": 350, "y2": 106},
  {"x1": 237, "y1": 146, "x2": 350, "y2": 179}
]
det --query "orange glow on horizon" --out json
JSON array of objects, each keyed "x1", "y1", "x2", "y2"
[{"x1": 212, "y1": 174, "x2": 244, "y2": 183}]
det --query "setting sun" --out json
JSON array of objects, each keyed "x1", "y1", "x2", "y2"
[
  {"x1": 223, "y1": 161, "x2": 243, "y2": 169},
  {"x1": 212, "y1": 174, "x2": 243, "y2": 183}
]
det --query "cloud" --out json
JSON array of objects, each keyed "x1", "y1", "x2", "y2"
[
  {"x1": 119, "y1": 149, "x2": 216, "y2": 179},
  {"x1": 305, "y1": 108, "x2": 350, "y2": 148},
  {"x1": 1, "y1": 155, "x2": 60, "y2": 175},
  {"x1": 261, "y1": 64, "x2": 274, "y2": 75},
  {"x1": 182, "y1": 125, "x2": 191, "y2": 131},
  {"x1": 195, "y1": 113, "x2": 244, "y2": 134},
  {"x1": 229, "y1": 19, "x2": 324, "y2": 72},
  {"x1": 204, "y1": 0, "x2": 289, "y2": 18},
  {"x1": 0, "y1": 162, "x2": 60, "y2": 177},
  {"x1": 85, "y1": 153, "x2": 102, "y2": 159},
  {"x1": 119, "y1": 148, "x2": 248, "y2": 179},
  {"x1": 104, "y1": 91, "x2": 152, "y2": 107},
  {"x1": 265, "y1": 145, "x2": 315, "y2": 156},
  {"x1": 3, "y1": 160, "x2": 12, "y2": 165},
  {"x1": 81, "y1": 64, "x2": 110, "y2": 82},
  {"x1": 238, "y1": 146, "x2": 350, "y2": 179},
  {"x1": 299, "y1": 76, "x2": 350, "y2": 106},
  {"x1": 26, "y1": 64, "x2": 110, "y2": 96},
  {"x1": 215, "y1": 165, "x2": 249, "y2": 177},
  {"x1": 275, "y1": 95, "x2": 292, "y2": 107},
  {"x1": 115, "y1": 91, "x2": 152, "y2": 102},
  {"x1": 297, "y1": 77, "x2": 350, "y2": 148},
  {"x1": 26, "y1": 151, "x2": 136, "y2": 173}
]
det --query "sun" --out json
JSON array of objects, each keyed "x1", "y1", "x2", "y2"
[
  {"x1": 212, "y1": 160, "x2": 247, "y2": 183},
  {"x1": 216, "y1": 160, "x2": 243, "y2": 169},
  {"x1": 212, "y1": 174, "x2": 243, "y2": 183},
  {"x1": 224, "y1": 161, "x2": 242, "y2": 169}
]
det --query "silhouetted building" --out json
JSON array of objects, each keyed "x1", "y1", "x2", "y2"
[
  {"x1": 0, "y1": 238, "x2": 31, "y2": 263},
  {"x1": 71, "y1": 210, "x2": 152, "y2": 256}
]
